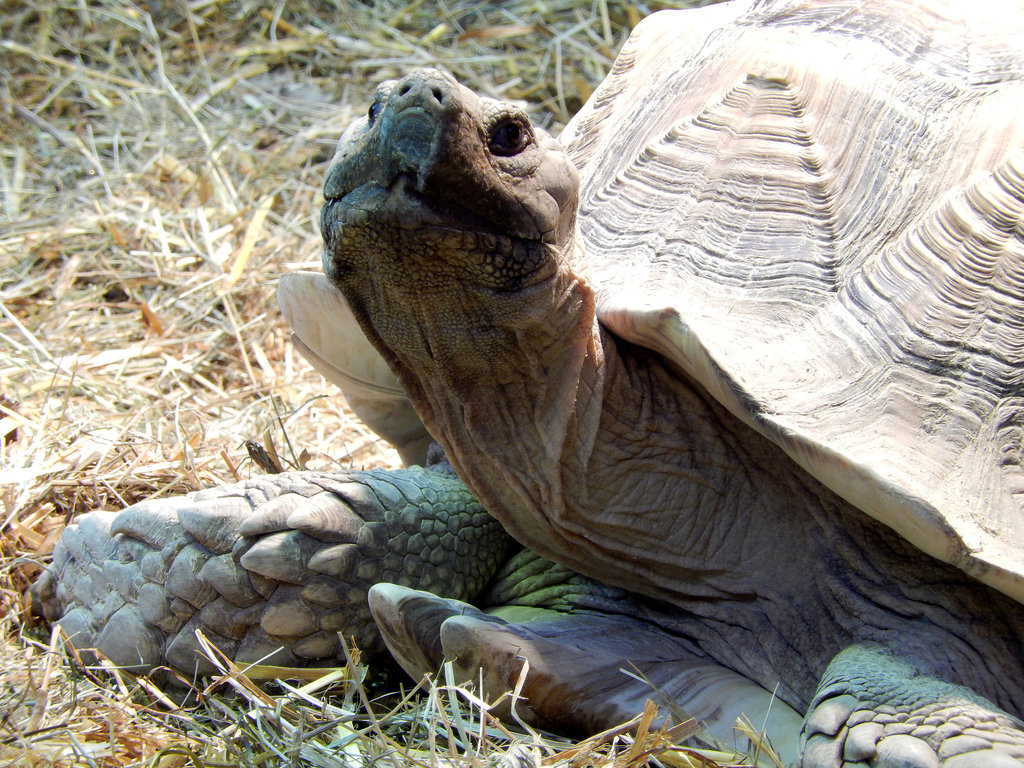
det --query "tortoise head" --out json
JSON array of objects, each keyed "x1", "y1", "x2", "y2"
[
  {"x1": 319, "y1": 69, "x2": 588, "y2": 387},
  {"x1": 321, "y1": 69, "x2": 579, "y2": 291}
]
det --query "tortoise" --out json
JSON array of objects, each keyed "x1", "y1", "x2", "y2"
[{"x1": 34, "y1": 0, "x2": 1024, "y2": 764}]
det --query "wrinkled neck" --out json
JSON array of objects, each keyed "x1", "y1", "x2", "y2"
[
  {"x1": 327, "y1": 227, "x2": 602, "y2": 554},
  {"x1": 390, "y1": 252, "x2": 607, "y2": 544}
]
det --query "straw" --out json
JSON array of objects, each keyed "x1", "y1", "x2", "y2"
[{"x1": 0, "y1": 1, "x2": 761, "y2": 765}]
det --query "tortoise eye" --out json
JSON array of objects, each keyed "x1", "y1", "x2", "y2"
[
  {"x1": 368, "y1": 98, "x2": 383, "y2": 125},
  {"x1": 489, "y1": 118, "x2": 530, "y2": 156}
]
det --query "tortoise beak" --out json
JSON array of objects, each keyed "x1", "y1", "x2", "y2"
[{"x1": 325, "y1": 70, "x2": 456, "y2": 200}]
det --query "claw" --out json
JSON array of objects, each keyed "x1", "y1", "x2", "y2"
[
  {"x1": 286, "y1": 490, "x2": 370, "y2": 541},
  {"x1": 874, "y1": 734, "x2": 939, "y2": 767},
  {"x1": 239, "y1": 531, "x2": 321, "y2": 583},
  {"x1": 110, "y1": 499, "x2": 188, "y2": 550},
  {"x1": 178, "y1": 497, "x2": 259, "y2": 552},
  {"x1": 368, "y1": 583, "x2": 464, "y2": 678}
]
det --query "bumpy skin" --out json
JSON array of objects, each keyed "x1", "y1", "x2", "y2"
[
  {"x1": 36, "y1": 466, "x2": 1024, "y2": 765},
  {"x1": 34, "y1": 1, "x2": 1024, "y2": 765},
  {"x1": 35, "y1": 467, "x2": 511, "y2": 674},
  {"x1": 309, "y1": 66, "x2": 1024, "y2": 768},
  {"x1": 801, "y1": 647, "x2": 1024, "y2": 767}
]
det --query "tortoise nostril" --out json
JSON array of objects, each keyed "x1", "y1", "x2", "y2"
[{"x1": 394, "y1": 80, "x2": 445, "y2": 105}]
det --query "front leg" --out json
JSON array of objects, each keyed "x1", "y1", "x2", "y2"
[
  {"x1": 367, "y1": 550, "x2": 806, "y2": 762},
  {"x1": 34, "y1": 467, "x2": 512, "y2": 675},
  {"x1": 801, "y1": 645, "x2": 1024, "y2": 767}
]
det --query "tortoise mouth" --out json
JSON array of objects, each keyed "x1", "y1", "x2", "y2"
[
  {"x1": 322, "y1": 173, "x2": 543, "y2": 245},
  {"x1": 321, "y1": 177, "x2": 552, "y2": 295}
]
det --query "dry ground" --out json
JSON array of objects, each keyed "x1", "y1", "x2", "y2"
[{"x1": 0, "y1": 1, "x2": 760, "y2": 765}]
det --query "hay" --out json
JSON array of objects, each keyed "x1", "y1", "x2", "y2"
[
  {"x1": 0, "y1": 0, "x2": 665, "y2": 568},
  {"x1": 0, "y1": 0, "x2": 759, "y2": 765}
]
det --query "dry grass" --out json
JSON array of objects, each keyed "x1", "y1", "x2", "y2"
[{"x1": 0, "y1": 0, "x2": 759, "y2": 765}]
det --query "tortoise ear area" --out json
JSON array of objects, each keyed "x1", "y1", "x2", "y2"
[
  {"x1": 534, "y1": 132, "x2": 580, "y2": 245},
  {"x1": 460, "y1": 122, "x2": 579, "y2": 245},
  {"x1": 488, "y1": 129, "x2": 578, "y2": 247}
]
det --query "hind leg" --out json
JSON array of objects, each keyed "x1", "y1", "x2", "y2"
[
  {"x1": 800, "y1": 645, "x2": 1024, "y2": 767},
  {"x1": 369, "y1": 563, "x2": 805, "y2": 764}
]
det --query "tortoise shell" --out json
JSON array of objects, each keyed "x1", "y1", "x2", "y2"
[{"x1": 560, "y1": 0, "x2": 1024, "y2": 600}]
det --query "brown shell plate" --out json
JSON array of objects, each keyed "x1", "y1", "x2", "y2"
[{"x1": 562, "y1": 0, "x2": 1024, "y2": 601}]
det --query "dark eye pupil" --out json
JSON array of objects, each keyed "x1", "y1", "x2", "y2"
[
  {"x1": 490, "y1": 120, "x2": 527, "y2": 155},
  {"x1": 499, "y1": 123, "x2": 520, "y2": 145},
  {"x1": 368, "y1": 101, "x2": 381, "y2": 124}
]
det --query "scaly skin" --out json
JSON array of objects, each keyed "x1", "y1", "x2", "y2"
[
  {"x1": 316, "y1": 67, "x2": 1024, "y2": 767},
  {"x1": 35, "y1": 21, "x2": 1024, "y2": 767},
  {"x1": 35, "y1": 467, "x2": 511, "y2": 673}
]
